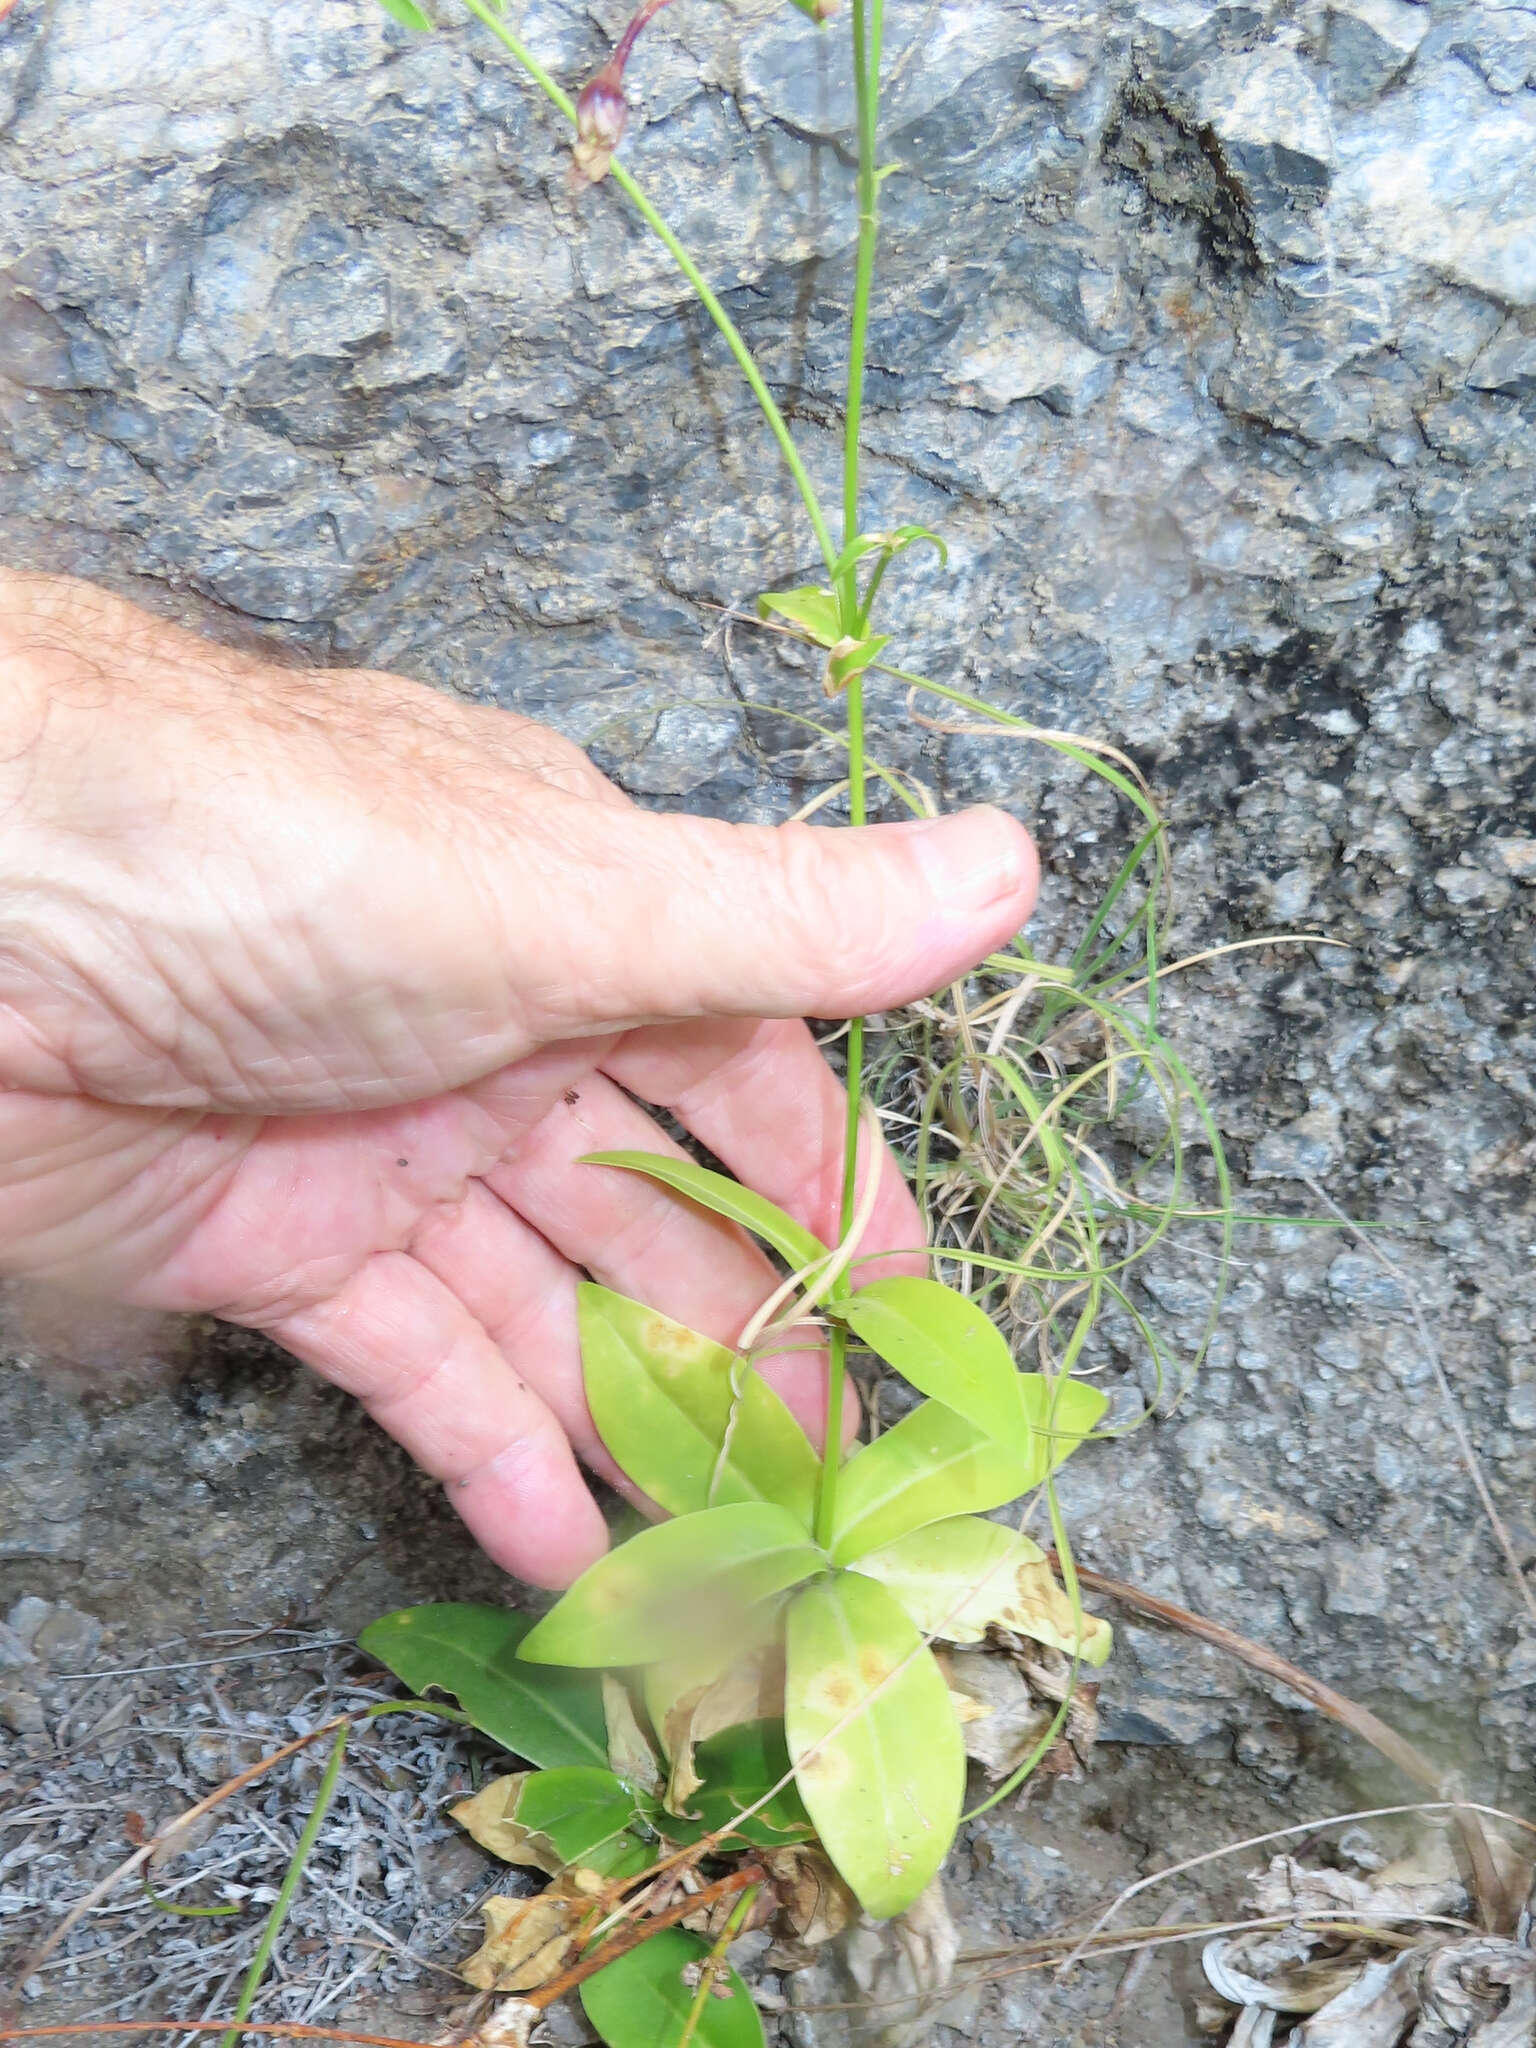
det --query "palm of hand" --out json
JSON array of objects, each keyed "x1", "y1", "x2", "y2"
[{"x1": 0, "y1": 1014, "x2": 917, "y2": 1588}]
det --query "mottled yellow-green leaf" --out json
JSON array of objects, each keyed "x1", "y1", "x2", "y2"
[
  {"x1": 518, "y1": 1505, "x2": 824, "y2": 1668},
  {"x1": 580, "y1": 1286, "x2": 818, "y2": 1524},
  {"x1": 829, "y1": 1378, "x2": 1108, "y2": 1563},
  {"x1": 839, "y1": 1277, "x2": 1030, "y2": 1452},
  {"x1": 783, "y1": 1573, "x2": 963, "y2": 1919},
  {"x1": 848, "y1": 1516, "x2": 1111, "y2": 1663}
]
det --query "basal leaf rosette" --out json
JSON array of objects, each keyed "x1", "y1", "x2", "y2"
[{"x1": 494, "y1": 1205, "x2": 1111, "y2": 1919}]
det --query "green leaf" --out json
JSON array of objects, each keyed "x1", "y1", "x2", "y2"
[
  {"x1": 358, "y1": 1604, "x2": 606, "y2": 1767},
  {"x1": 451, "y1": 1767, "x2": 657, "y2": 1879},
  {"x1": 374, "y1": 0, "x2": 434, "y2": 28},
  {"x1": 1018, "y1": 1373, "x2": 1109, "y2": 1476},
  {"x1": 848, "y1": 1516, "x2": 1112, "y2": 1663},
  {"x1": 655, "y1": 1720, "x2": 812, "y2": 1848},
  {"x1": 886, "y1": 522, "x2": 949, "y2": 569},
  {"x1": 784, "y1": 1573, "x2": 963, "y2": 1919},
  {"x1": 828, "y1": 525, "x2": 948, "y2": 585},
  {"x1": 579, "y1": 1153, "x2": 828, "y2": 1275},
  {"x1": 513, "y1": 1767, "x2": 657, "y2": 1877},
  {"x1": 581, "y1": 1927, "x2": 764, "y2": 2048},
  {"x1": 826, "y1": 633, "x2": 891, "y2": 691},
  {"x1": 581, "y1": 1287, "x2": 819, "y2": 1525},
  {"x1": 826, "y1": 1405, "x2": 1031, "y2": 1564},
  {"x1": 518, "y1": 1505, "x2": 825, "y2": 1668},
  {"x1": 756, "y1": 585, "x2": 841, "y2": 648},
  {"x1": 839, "y1": 1276, "x2": 1030, "y2": 1452},
  {"x1": 827, "y1": 1377, "x2": 1106, "y2": 1563}
]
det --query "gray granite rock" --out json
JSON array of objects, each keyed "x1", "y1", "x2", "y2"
[{"x1": 2, "y1": 4, "x2": 1535, "y2": 2041}]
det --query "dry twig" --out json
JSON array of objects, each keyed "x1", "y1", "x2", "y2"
[{"x1": 1055, "y1": 1556, "x2": 1516, "y2": 1932}]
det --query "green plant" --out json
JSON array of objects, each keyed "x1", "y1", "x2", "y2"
[{"x1": 352, "y1": 0, "x2": 1233, "y2": 2040}]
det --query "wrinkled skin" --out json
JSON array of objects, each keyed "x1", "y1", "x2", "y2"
[{"x1": 0, "y1": 572, "x2": 1038, "y2": 1586}]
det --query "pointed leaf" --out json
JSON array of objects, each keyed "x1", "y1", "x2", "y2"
[
  {"x1": 581, "y1": 1286, "x2": 819, "y2": 1524},
  {"x1": 828, "y1": 1377, "x2": 1106, "y2": 1563},
  {"x1": 375, "y1": 0, "x2": 434, "y2": 27},
  {"x1": 579, "y1": 1153, "x2": 828, "y2": 1274},
  {"x1": 451, "y1": 1767, "x2": 656, "y2": 1879},
  {"x1": 756, "y1": 585, "x2": 841, "y2": 649},
  {"x1": 518, "y1": 1505, "x2": 824, "y2": 1667},
  {"x1": 828, "y1": 526, "x2": 948, "y2": 585},
  {"x1": 358, "y1": 1604, "x2": 606, "y2": 1767},
  {"x1": 886, "y1": 522, "x2": 948, "y2": 568},
  {"x1": 839, "y1": 1277, "x2": 1030, "y2": 1452},
  {"x1": 655, "y1": 1720, "x2": 812, "y2": 1848},
  {"x1": 827, "y1": 1405, "x2": 1031, "y2": 1564},
  {"x1": 826, "y1": 633, "x2": 891, "y2": 691},
  {"x1": 1018, "y1": 1372, "x2": 1109, "y2": 1476},
  {"x1": 581, "y1": 1927, "x2": 764, "y2": 2048},
  {"x1": 848, "y1": 1516, "x2": 1112, "y2": 1663},
  {"x1": 784, "y1": 1573, "x2": 963, "y2": 1919}
]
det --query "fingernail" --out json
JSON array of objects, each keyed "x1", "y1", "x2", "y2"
[{"x1": 907, "y1": 807, "x2": 1038, "y2": 917}]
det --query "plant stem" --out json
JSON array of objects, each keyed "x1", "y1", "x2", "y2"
[
  {"x1": 840, "y1": 0, "x2": 882, "y2": 606},
  {"x1": 675, "y1": 1883, "x2": 759, "y2": 2048},
  {"x1": 1055, "y1": 1554, "x2": 1513, "y2": 1931},
  {"x1": 815, "y1": 0, "x2": 884, "y2": 1551},
  {"x1": 527, "y1": 1863, "x2": 766, "y2": 2011},
  {"x1": 457, "y1": 0, "x2": 837, "y2": 576},
  {"x1": 218, "y1": 1725, "x2": 349, "y2": 2048}
]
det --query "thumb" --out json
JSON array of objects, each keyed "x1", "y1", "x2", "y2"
[{"x1": 535, "y1": 803, "x2": 1040, "y2": 1030}]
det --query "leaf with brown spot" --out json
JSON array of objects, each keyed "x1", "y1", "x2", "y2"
[
  {"x1": 579, "y1": 1286, "x2": 821, "y2": 1524},
  {"x1": 783, "y1": 1573, "x2": 963, "y2": 1920},
  {"x1": 848, "y1": 1516, "x2": 1111, "y2": 1663}
]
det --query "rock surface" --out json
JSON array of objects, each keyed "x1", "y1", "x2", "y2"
[{"x1": 2, "y1": 2, "x2": 1535, "y2": 2042}]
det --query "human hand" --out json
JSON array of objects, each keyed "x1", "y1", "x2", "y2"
[{"x1": 0, "y1": 573, "x2": 1038, "y2": 1585}]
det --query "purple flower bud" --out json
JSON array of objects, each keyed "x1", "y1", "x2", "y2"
[
  {"x1": 569, "y1": 0, "x2": 675, "y2": 188},
  {"x1": 573, "y1": 63, "x2": 628, "y2": 186}
]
